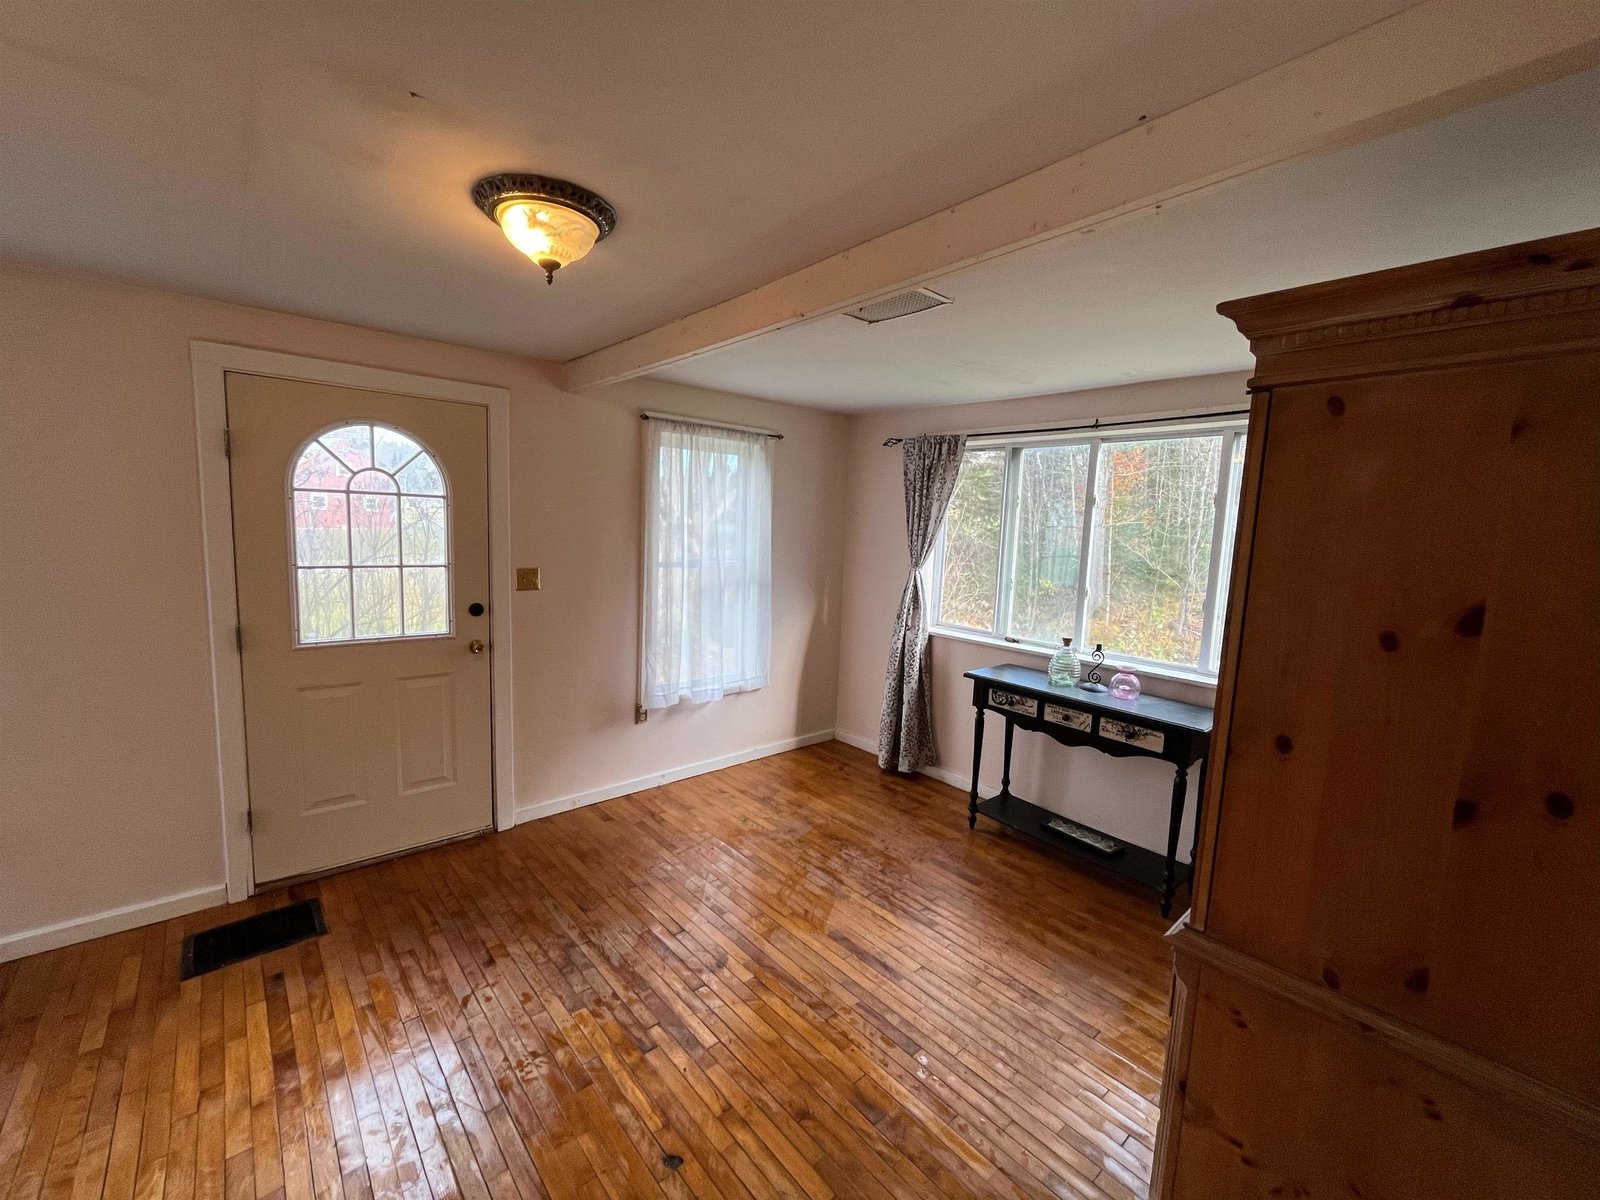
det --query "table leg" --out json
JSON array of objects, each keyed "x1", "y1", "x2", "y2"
[
  {"x1": 1000, "y1": 719, "x2": 1015, "y2": 799},
  {"x1": 1161, "y1": 763, "x2": 1189, "y2": 918},
  {"x1": 968, "y1": 707, "x2": 985, "y2": 829}
]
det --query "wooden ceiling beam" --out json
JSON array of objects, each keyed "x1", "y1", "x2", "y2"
[{"x1": 563, "y1": 0, "x2": 1600, "y2": 391}]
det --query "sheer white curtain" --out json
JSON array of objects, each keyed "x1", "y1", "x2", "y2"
[{"x1": 642, "y1": 418, "x2": 772, "y2": 709}]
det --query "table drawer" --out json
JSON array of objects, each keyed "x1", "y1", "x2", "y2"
[
  {"x1": 990, "y1": 689, "x2": 1039, "y2": 718},
  {"x1": 1043, "y1": 703, "x2": 1092, "y2": 732},
  {"x1": 1100, "y1": 718, "x2": 1165, "y2": 753}
]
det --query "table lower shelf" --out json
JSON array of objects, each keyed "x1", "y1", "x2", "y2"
[{"x1": 973, "y1": 791, "x2": 1188, "y2": 899}]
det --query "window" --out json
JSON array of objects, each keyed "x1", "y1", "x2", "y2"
[
  {"x1": 934, "y1": 418, "x2": 1247, "y2": 677},
  {"x1": 289, "y1": 422, "x2": 450, "y2": 645},
  {"x1": 642, "y1": 418, "x2": 772, "y2": 708}
]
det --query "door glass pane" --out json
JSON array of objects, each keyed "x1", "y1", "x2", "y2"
[
  {"x1": 401, "y1": 497, "x2": 447, "y2": 565},
  {"x1": 350, "y1": 493, "x2": 399, "y2": 565},
  {"x1": 320, "y1": 426, "x2": 371, "y2": 471},
  {"x1": 397, "y1": 453, "x2": 445, "y2": 495},
  {"x1": 297, "y1": 569, "x2": 352, "y2": 642},
  {"x1": 1005, "y1": 443, "x2": 1091, "y2": 643},
  {"x1": 938, "y1": 448, "x2": 1005, "y2": 632},
  {"x1": 403, "y1": 568, "x2": 449, "y2": 635},
  {"x1": 293, "y1": 492, "x2": 349, "y2": 566},
  {"x1": 292, "y1": 443, "x2": 351, "y2": 489},
  {"x1": 353, "y1": 568, "x2": 401, "y2": 639},
  {"x1": 349, "y1": 469, "x2": 398, "y2": 493},
  {"x1": 289, "y1": 423, "x2": 451, "y2": 645},
  {"x1": 374, "y1": 426, "x2": 423, "y2": 472},
  {"x1": 1089, "y1": 435, "x2": 1221, "y2": 667}
]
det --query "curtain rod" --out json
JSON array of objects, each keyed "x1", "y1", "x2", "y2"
[
  {"x1": 641, "y1": 410, "x2": 784, "y2": 439},
  {"x1": 881, "y1": 408, "x2": 1249, "y2": 446}
]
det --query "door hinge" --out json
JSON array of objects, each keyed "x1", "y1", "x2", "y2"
[
  {"x1": 235, "y1": 625, "x2": 244, "y2": 652},
  {"x1": 245, "y1": 809, "x2": 254, "y2": 833},
  {"x1": 223, "y1": 427, "x2": 232, "y2": 458}
]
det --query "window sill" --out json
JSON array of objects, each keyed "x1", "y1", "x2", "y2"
[{"x1": 927, "y1": 625, "x2": 1220, "y2": 693}]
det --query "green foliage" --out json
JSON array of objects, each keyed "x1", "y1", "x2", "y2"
[
  {"x1": 939, "y1": 449, "x2": 1004, "y2": 629},
  {"x1": 1089, "y1": 438, "x2": 1220, "y2": 665},
  {"x1": 938, "y1": 434, "x2": 1227, "y2": 667}
]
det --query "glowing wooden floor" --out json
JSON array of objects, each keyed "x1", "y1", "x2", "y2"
[{"x1": 0, "y1": 741, "x2": 1173, "y2": 1200}]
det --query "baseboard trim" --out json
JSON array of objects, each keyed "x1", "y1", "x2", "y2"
[
  {"x1": 832, "y1": 730, "x2": 1000, "y2": 798},
  {"x1": 916, "y1": 761, "x2": 999, "y2": 796},
  {"x1": 4, "y1": 734, "x2": 840, "y2": 961},
  {"x1": 514, "y1": 729, "x2": 837, "y2": 825},
  {"x1": 871, "y1": 750, "x2": 1182, "y2": 859},
  {"x1": 833, "y1": 729, "x2": 878, "y2": 755},
  {"x1": 1, "y1": 884, "x2": 229, "y2": 964}
]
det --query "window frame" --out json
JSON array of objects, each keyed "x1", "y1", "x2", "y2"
[
  {"x1": 284, "y1": 420, "x2": 455, "y2": 649},
  {"x1": 929, "y1": 414, "x2": 1248, "y2": 682}
]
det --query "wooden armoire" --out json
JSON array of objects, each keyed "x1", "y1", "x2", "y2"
[{"x1": 1152, "y1": 230, "x2": 1600, "y2": 1197}]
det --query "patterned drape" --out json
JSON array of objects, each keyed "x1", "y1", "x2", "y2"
[{"x1": 878, "y1": 434, "x2": 967, "y2": 772}]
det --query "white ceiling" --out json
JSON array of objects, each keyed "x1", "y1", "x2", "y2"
[
  {"x1": 656, "y1": 66, "x2": 1600, "y2": 409},
  {"x1": 0, "y1": 1, "x2": 1415, "y2": 360}
]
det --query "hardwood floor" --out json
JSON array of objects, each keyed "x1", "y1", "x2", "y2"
[{"x1": 0, "y1": 742, "x2": 1174, "y2": 1200}]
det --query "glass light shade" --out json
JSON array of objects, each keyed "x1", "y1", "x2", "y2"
[{"x1": 494, "y1": 199, "x2": 600, "y2": 281}]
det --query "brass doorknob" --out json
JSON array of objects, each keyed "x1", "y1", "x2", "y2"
[{"x1": 468, "y1": 639, "x2": 486, "y2": 655}]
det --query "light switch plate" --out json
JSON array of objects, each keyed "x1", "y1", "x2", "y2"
[{"x1": 516, "y1": 568, "x2": 541, "y2": 591}]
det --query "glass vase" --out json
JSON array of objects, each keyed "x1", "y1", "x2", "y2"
[{"x1": 1047, "y1": 637, "x2": 1079, "y2": 687}]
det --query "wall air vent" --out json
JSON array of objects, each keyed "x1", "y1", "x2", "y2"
[{"x1": 842, "y1": 287, "x2": 952, "y2": 324}]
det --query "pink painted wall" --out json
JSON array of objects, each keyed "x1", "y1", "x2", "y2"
[
  {"x1": 0, "y1": 258, "x2": 1254, "y2": 953},
  {"x1": 832, "y1": 374, "x2": 1250, "y2": 860},
  {"x1": 0, "y1": 264, "x2": 847, "y2": 949}
]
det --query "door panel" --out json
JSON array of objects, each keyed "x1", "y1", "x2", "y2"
[
  {"x1": 396, "y1": 673, "x2": 456, "y2": 793},
  {"x1": 296, "y1": 682, "x2": 366, "y2": 813},
  {"x1": 1206, "y1": 358, "x2": 1600, "y2": 1094},
  {"x1": 227, "y1": 372, "x2": 493, "y2": 883}
]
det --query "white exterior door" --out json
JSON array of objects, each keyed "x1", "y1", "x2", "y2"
[{"x1": 227, "y1": 372, "x2": 493, "y2": 884}]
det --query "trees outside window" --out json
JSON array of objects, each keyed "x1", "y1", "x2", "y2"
[{"x1": 933, "y1": 420, "x2": 1246, "y2": 675}]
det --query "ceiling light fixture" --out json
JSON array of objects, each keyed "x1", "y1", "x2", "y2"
[{"x1": 472, "y1": 173, "x2": 617, "y2": 284}]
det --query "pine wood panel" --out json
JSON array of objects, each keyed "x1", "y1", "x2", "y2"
[
  {"x1": 0, "y1": 741, "x2": 1174, "y2": 1200},
  {"x1": 1154, "y1": 229, "x2": 1600, "y2": 1197},
  {"x1": 1204, "y1": 357, "x2": 1600, "y2": 1095},
  {"x1": 1169, "y1": 966, "x2": 1600, "y2": 1198}
]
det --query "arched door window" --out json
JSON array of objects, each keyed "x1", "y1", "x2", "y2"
[{"x1": 289, "y1": 423, "x2": 451, "y2": 644}]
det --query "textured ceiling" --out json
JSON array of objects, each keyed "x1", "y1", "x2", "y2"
[
  {"x1": 655, "y1": 67, "x2": 1600, "y2": 409},
  {"x1": 1, "y1": 0, "x2": 1413, "y2": 360}
]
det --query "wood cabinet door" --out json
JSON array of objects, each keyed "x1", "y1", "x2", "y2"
[{"x1": 1204, "y1": 355, "x2": 1600, "y2": 1096}]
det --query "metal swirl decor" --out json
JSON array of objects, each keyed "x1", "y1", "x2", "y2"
[{"x1": 1080, "y1": 643, "x2": 1110, "y2": 692}]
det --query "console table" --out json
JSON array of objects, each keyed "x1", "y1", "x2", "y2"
[{"x1": 964, "y1": 663, "x2": 1214, "y2": 915}]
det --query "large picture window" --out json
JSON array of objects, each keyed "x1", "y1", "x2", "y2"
[
  {"x1": 641, "y1": 417, "x2": 773, "y2": 709},
  {"x1": 288, "y1": 422, "x2": 451, "y2": 645},
  {"x1": 934, "y1": 418, "x2": 1247, "y2": 677}
]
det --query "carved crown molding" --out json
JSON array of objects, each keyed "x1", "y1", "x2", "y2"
[
  {"x1": 1218, "y1": 229, "x2": 1600, "y2": 383},
  {"x1": 1246, "y1": 281, "x2": 1600, "y2": 357}
]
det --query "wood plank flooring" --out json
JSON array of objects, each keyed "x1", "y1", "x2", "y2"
[{"x1": 0, "y1": 741, "x2": 1174, "y2": 1200}]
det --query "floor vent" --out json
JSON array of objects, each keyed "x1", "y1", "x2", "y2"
[
  {"x1": 843, "y1": 287, "x2": 951, "y2": 324},
  {"x1": 180, "y1": 898, "x2": 326, "y2": 980}
]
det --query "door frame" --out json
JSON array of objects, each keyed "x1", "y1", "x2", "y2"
[{"x1": 190, "y1": 341, "x2": 517, "y2": 902}]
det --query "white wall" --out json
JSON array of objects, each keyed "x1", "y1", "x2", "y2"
[
  {"x1": 0, "y1": 259, "x2": 1250, "y2": 959},
  {"x1": 0, "y1": 264, "x2": 848, "y2": 956},
  {"x1": 833, "y1": 373, "x2": 1251, "y2": 861}
]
